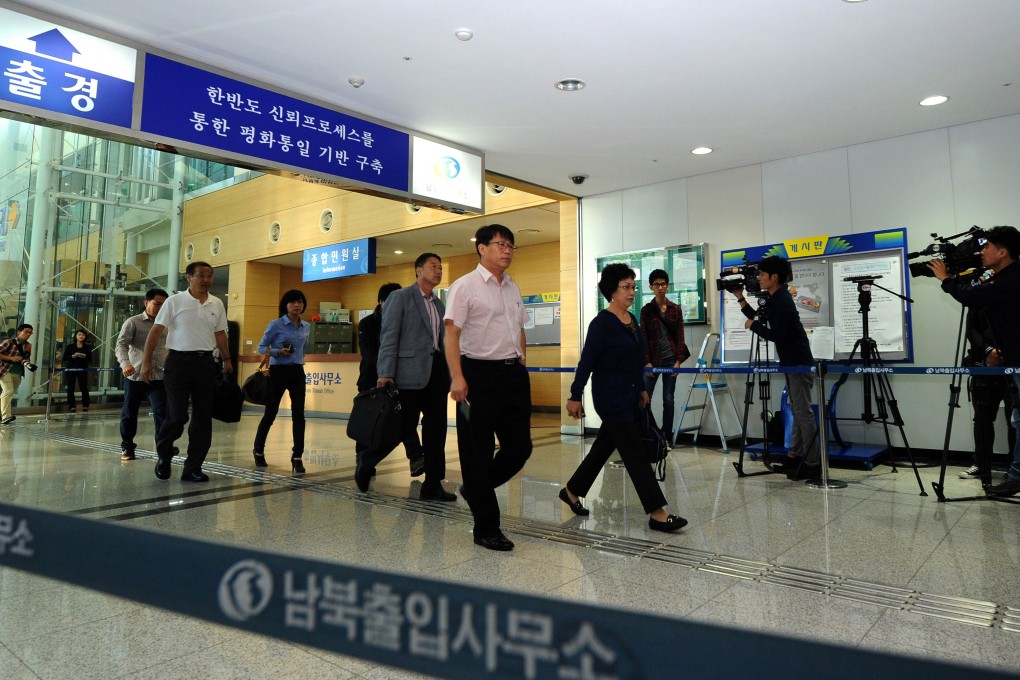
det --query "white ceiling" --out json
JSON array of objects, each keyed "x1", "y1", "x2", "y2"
[{"x1": 13, "y1": 0, "x2": 1020, "y2": 198}]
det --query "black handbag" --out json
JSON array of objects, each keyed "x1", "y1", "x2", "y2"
[
  {"x1": 242, "y1": 351, "x2": 273, "y2": 405},
  {"x1": 212, "y1": 374, "x2": 244, "y2": 423},
  {"x1": 347, "y1": 384, "x2": 403, "y2": 451},
  {"x1": 640, "y1": 407, "x2": 670, "y2": 482}
]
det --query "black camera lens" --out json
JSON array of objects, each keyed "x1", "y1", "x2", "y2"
[{"x1": 23, "y1": 362, "x2": 38, "y2": 373}]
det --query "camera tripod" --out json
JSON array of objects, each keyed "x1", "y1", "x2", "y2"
[
  {"x1": 829, "y1": 277, "x2": 926, "y2": 495},
  {"x1": 930, "y1": 303, "x2": 1020, "y2": 504}
]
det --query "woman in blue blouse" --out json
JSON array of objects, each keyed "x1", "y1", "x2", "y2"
[
  {"x1": 561, "y1": 263, "x2": 687, "y2": 533},
  {"x1": 253, "y1": 289, "x2": 311, "y2": 473}
]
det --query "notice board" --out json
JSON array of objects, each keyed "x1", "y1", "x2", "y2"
[{"x1": 719, "y1": 229, "x2": 913, "y2": 364}]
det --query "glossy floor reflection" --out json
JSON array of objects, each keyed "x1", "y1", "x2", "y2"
[{"x1": 0, "y1": 409, "x2": 1018, "y2": 679}]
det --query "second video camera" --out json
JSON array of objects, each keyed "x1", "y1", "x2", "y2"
[
  {"x1": 716, "y1": 262, "x2": 761, "y2": 295},
  {"x1": 908, "y1": 226, "x2": 986, "y2": 278}
]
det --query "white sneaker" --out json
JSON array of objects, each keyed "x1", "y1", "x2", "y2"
[{"x1": 958, "y1": 465, "x2": 981, "y2": 479}]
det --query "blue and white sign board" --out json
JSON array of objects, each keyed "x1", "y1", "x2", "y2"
[
  {"x1": 303, "y1": 238, "x2": 376, "y2": 282},
  {"x1": 0, "y1": 7, "x2": 136, "y2": 128},
  {"x1": 141, "y1": 55, "x2": 410, "y2": 193},
  {"x1": 411, "y1": 136, "x2": 483, "y2": 212}
]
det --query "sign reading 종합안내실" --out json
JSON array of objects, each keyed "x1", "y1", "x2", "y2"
[
  {"x1": 302, "y1": 238, "x2": 376, "y2": 283},
  {"x1": 140, "y1": 55, "x2": 410, "y2": 193},
  {"x1": 0, "y1": 7, "x2": 136, "y2": 128}
]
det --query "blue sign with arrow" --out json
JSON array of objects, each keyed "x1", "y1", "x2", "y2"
[{"x1": 0, "y1": 8, "x2": 137, "y2": 129}]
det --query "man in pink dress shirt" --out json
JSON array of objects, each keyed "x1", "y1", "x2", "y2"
[{"x1": 444, "y1": 224, "x2": 532, "y2": 552}]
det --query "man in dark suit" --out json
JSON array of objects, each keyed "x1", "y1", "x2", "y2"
[
  {"x1": 357, "y1": 283, "x2": 425, "y2": 475},
  {"x1": 356, "y1": 253, "x2": 456, "y2": 501}
]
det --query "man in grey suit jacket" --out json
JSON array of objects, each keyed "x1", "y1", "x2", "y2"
[{"x1": 355, "y1": 253, "x2": 456, "y2": 501}]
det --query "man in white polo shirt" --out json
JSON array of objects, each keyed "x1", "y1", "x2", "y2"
[
  {"x1": 444, "y1": 224, "x2": 532, "y2": 551},
  {"x1": 141, "y1": 261, "x2": 232, "y2": 482}
]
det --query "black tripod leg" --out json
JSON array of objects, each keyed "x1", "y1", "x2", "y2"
[
  {"x1": 733, "y1": 369, "x2": 756, "y2": 477},
  {"x1": 932, "y1": 373, "x2": 964, "y2": 501},
  {"x1": 876, "y1": 373, "x2": 926, "y2": 496}
]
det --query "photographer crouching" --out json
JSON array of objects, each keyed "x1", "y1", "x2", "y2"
[
  {"x1": 929, "y1": 226, "x2": 1020, "y2": 497},
  {"x1": 730, "y1": 257, "x2": 819, "y2": 480}
]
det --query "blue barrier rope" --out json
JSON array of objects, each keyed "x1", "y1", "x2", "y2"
[
  {"x1": 0, "y1": 502, "x2": 996, "y2": 680},
  {"x1": 529, "y1": 366, "x2": 1018, "y2": 376}
]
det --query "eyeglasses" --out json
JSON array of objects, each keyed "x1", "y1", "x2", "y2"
[
  {"x1": 486, "y1": 241, "x2": 518, "y2": 252},
  {"x1": 651, "y1": 281, "x2": 669, "y2": 288},
  {"x1": 617, "y1": 284, "x2": 636, "y2": 291}
]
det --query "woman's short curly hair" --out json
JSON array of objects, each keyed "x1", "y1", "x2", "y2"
[{"x1": 598, "y1": 263, "x2": 636, "y2": 302}]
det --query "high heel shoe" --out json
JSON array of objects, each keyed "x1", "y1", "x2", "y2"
[
  {"x1": 253, "y1": 451, "x2": 268, "y2": 468},
  {"x1": 291, "y1": 457, "x2": 305, "y2": 474},
  {"x1": 558, "y1": 487, "x2": 589, "y2": 516}
]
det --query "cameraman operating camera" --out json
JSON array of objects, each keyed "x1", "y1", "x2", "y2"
[
  {"x1": 0, "y1": 323, "x2": 34, "y2": 426},
  {"x1": 929, "y1": 225, "x2": 1020, "y2": 497},
  {"x1": 731, "y1": 257, "x2": 819, "y2": 480}
]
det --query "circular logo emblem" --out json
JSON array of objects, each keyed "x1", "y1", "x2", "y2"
[
  {"x1": 218, "y1": 559, "x2": 273, "y2": 621},
  {"x1": 1006, "y1": 368, "x2": 1015, "y2": 375},
  {"x1": 434, "y1": 156, "x2": 461, "y2": 179},
  {"x1": 854, "y1": 368, "x2": 862, "y2": 374},
  {"x1": 925, "y1": 368, "x2": 934, "y2": 374}
]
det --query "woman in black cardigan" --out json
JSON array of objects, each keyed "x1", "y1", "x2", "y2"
[
  {"x1": 561, "y1": 263, "x2": 687, "y2": 533},
  {"x1": 63, "y1": 329, "x2": 93, "y2": 412}
]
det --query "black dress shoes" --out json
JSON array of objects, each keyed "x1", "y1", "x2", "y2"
[
  {"x1": 154, "y1": 458, "x2": 171, "y2": 480},
  {"x1": 473, "y1": 533, "x2": 514, "y2": 551},
  {"x1": 409, "y1": 455, "x2": 425, "y2": 477},
  {"x1": 354, "y1": 461, "x2": 371, "y2": 492},
  {"x1": 558, "y1": 488, "x2": 590, "y2": 516},
  {"x1": 648, "y1": 514, "x2": 688, "y2": 533},
  {"x1": 253, "y1": 451, "x2": 268, "y2": 467},
  {"x1": 420, "y1": 486, "x2": 457, "y2": 502},
  {"x1": 181, "y1": 470, "x2": 210, "y2": 482},
  {"x1": 788, "y1": 461, "x2": 822, "y2": 481},
  {"x1": 987, "y1": 477, "x2": 1020, "y2": 497}
]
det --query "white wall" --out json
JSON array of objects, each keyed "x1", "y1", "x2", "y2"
[{"x1": 577, "y1": 113, "x2": 1020, "y2": 453}]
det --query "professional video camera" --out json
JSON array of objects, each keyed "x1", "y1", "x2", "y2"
[
  {"x1": 22, "y1": 361, "x2": 37, "y2": 373},
  {"x1": 908, "y1": 226, "x2": 986, "y2": 278},
  {"x1": 716, "y1": 262, "x2": 761, "y2": 294}
]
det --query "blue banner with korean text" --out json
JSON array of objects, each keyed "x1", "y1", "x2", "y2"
[
  {"x1": 303, "y1": 238, "x2": 376, "y2": 282},
  {"x1": 140, "y1": 55, "x2": 410, "y2": 192},
  {"x1": 0, "y1": 7, "x2": 136, "y2": 128}
]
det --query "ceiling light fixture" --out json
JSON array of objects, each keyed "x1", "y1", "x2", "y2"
[
  {"x1": 454, "y1": 28, "x2": 473, "y2": 41},
  {"x1": 692, "y1": 147, "x2": 713, "y2": 155},
  {"x1": 919, "y1": 95, "x2": 949, "y2": 106},
  {"x1": 555, "y1": 79, "x2": 586, "y2": 92},
  {"x1": 431, "y1": 243, "x2": 453, "y2": 248},
  {"x1": 842, "y1": 0, "x2": 869, "y2": 3},
  {"x1": 348, "y1": 76, "x2": 365, "y2": 89},
  {"x1": 469, "y1": 237, "x2": 476, "y2": 242},
  {"x1": 394, "y1": 250, "x2": 403, "y2": 255}
]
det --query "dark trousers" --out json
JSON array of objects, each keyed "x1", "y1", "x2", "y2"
[
  {"x1": 786, "y1": 372, "x2": 819, "y2": 465},
  {"x1": 643, "y1": 370, "x2": 677, "y2": 439},
  {"x1": 567, "y1": 420, "x2": 668, "y2": 514},
  {"x1": 66, "y1": 370, "x2": 90, "y2": 409},
  {"x1": 457, "y1": 358, "x2": 533, "y2": 538},
  {"x1": 156, "y1": 352, "x2": 216, "y2": 475},
  {"x1": 360, "y1": 353, "x2": 449, "y2": 489},
  {"x1": 972, "y1": 377, "x2": 1016, "y2": 479},
  {"x1": 120, "y1": 378, "x2": 167, "y2": 453},
  {"x1": 253, "y1": 364, "x2": 307, "y2": 457}
]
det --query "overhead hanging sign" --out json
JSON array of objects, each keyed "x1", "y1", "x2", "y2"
[
  {"x1": 411, "y1": 136, "x2": 484, "y2": 211},
  {"x1": 140, "y1": 55, "x2": 411, "y2": 194},
  {"x1": 302, "y1": 237, "x2": 376, "y2": 282},
  {"x1": 0, "y1": 6, "x2": 136, "y2": 128}
]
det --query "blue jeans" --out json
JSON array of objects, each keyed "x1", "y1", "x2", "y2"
[
  {"x1": 644, "y1": 371, "x2": 677, "y2": 437},
  {"x1": 120, "y1": 378, "x2": 167, "y2": 453}
]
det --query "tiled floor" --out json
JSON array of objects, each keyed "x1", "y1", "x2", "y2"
[{"x1": 0, "y1": 409, "x2": 1018, "y2": 679}]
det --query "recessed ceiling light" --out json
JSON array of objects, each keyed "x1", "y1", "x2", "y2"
[
  {"x1": 692, "y1": 147, "x2": 713, "y2": 155},
  {"x1": 555, "y1": 79, "x2": 586, "y2": 92},
  {"x1": 394, "y1": 250, "x2": 403, "y2": 255},
  {"x1": 454, "y1": 28, "x2": 473, "y2": 41},
  {"x1": 469, "y1": 237, "x2": 476, "y2": 242},
  {"x1": 842, "y1": 0, "x2": 869, "y2": 3},
  {"x1": 431, "y1": 243, "x2": 453, "y2": 248},
  {"x1": 919, "y1": 95, "x2": 949, "y2": 106},
  {"x1": 518, "y1": 229, "x2": 540, "y2": 234}
]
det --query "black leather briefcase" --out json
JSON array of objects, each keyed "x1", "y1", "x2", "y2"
[{"x1": 347, "y1": 384, "x2": 403, "y2": 451}]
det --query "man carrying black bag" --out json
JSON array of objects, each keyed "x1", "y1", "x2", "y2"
[{"x1": 353, "y1": 253, "x2": 456, "y2": 502}]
